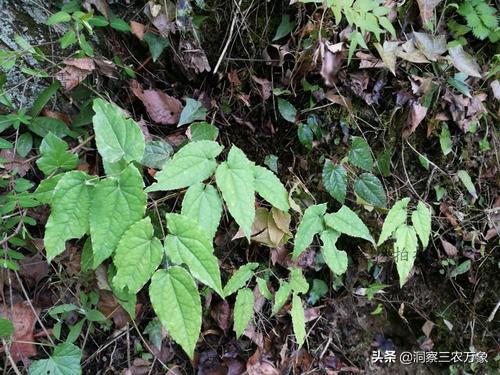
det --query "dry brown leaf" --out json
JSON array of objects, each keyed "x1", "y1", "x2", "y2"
[
  {"x1": 374, "y1": 41, "x2": 399, "y2": 75},
  {"x1": 448, "y1": 45, "x2": 482, "y2": 78},
  {"x1": 410, "y1": 75, "x2": 433, "y2": 96},
  {"x1": 130, "y1": 80, "x2": 182, "y2": 125},
  {"x1": 325, "y1": 90, "x2": 353, "y2": 111},
  {"x1": 319, "y1": 40, "x2": 344, "y2": 86},
  {"x1": 396, "y1": 39, "x2": 429, "y2": 64},
  {"x1": 93, "y1": 58, "x2": 116, "y2": 78},
  {"x1": 252, "y1": 76, "x2": 272, "y2": 100},
  {"x1": 416, "y1": 0, "x2": 442, "y2": 24},
  {"x1": 441, "y1": 239, "x2": 459, "y2": 257},
  {"x1": 0, "y1": 149, "x2": 30, "y2": 176},
  {"x1": 130, "y1": 21, "x2": 146, "y2": 40},
  {"x1": 19, "y1": 253, "x2": 49, "y2": 288},
  {"x1": 0, "y1": 302, "x2": 39, "y2": 362},
  {"x1": 210, "y1": 300, "x2": 231, "y2": 334},
  {"x1": 55, "y1": 58, "x2": 95, "y2": 91},
  {"x1": 97, "y1": 290, "x2": 131, "y2": 329},
  {"x1": 41, "y1": 109, "x2": 72, "y2": 125},
  {"x1": 403, "y1": 102, "x2": 428, "y2": 138},
  {"x1": 413, "y1": 32, "x2": 446, "y2": 61},
  {"x1": 246, "y1": 349, "x2": 279, "y2": 375}
]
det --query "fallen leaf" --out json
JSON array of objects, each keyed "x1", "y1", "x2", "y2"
[
  {"x1": 413, "y1": 32, "x2": 446, "y2": 62},
  {"x1": 55, "y1": 58, "x2": 95, "y2": 91},
  {"x1": 409, "y1": 75, "x2": 433, "y2": 96},
  {"x1": 246, "y1": 349, "x2": 279, "y2": 375},
  {"x1": 93, "y1": 58, "x2": 116, "y2": 78},
  {"x1": 97, "y1": 290, "x2": 131, "y2": 329},
  {"x1": 252, "y1": 76, "x2": 272, "y2": 100},
  {"x1": 416, "y1": 0, "x2": 442, "y2": 24},
  {"x1": 491, "y1": 80, "x2": 500, "y2": 100},
  {"x1": 374, "y1": 41, "x2": 399, "y2": 75},
  {"x1": 19, "y1": 253, "x2": 49, "y2": 288},
  {"x1": 403, "y1": 102, "x2": 428, "y2": 137},
  {"x1": 130, "y1": 80, "x2": 182, "y2": 125},
  {"x1": 0, "y1": 149, "x2": 30, "y2": 176},
  {"x1": 0, "y1": 302, "x2": 39, "y2": 362},
  {"x1": 440, "y1": 239, "x2": 459, "y2": 257},
  {"x1": 396, "y1": 39, "x2": 429, "y2": 63},
  {"x1": 325, "y1": 91, "x2": 353, "y2": 111},
  {"x1": 130, "y1": 21, "x2": 146, "y2": 40},
  {"x1": 422, "y1": 320, "x2": 434, "y2": 337},
  {"x1": 179, "y1": 38, "x2": 211, "y2": 75},
  {"x1": 319, "y1": 40, "x2": 344, "y2": 86},
  {"x1": 448, "y1": 45, "x2": 482, "y2": 78},
  {"x1": 210, "y1": 300, "x2": 231, "y2": 334}
]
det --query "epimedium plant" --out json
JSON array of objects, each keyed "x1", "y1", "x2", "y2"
[{"x1": 35, "y1": 97, "x2": 428, "y2": 359}]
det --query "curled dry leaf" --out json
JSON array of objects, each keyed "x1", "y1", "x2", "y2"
[
  {"x1": 0, "y1": 302, "x2": 39, "y2": 362},
  {"x1": 252, "y1": 76, "x2": 272, "y2": 100},
  {"x1": 179, "y1": 39, "x2": 211, "y2": 75},
  {"x1": 413, "y1": 32, "x2": 446, "y2": 62},
  {"x1": 55, "y1": 58, "x2": 96, "y2": 91},
  {"x1": 318, "y1": 40, "x2": 344, "y2": 86},
  {"x1": 210, "y1": 300, "x2": 231, "y2": 334},
  {"x1": 374, "y1": 41, "x2": 399, "y2": 75},
  {"x1": 440, "y1": 239, "x2": 459, "y2": 257},
  {"x1": 130, "y1": 80, "x2": 183, "y2": 125},
  {"x1": 325, "y1": 90, "x2": 352, "y2": 111}
]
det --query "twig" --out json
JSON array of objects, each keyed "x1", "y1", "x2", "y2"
[
  {"x1": 1, "y1": 338, "x2": 22, "y2": 375},
  {"x1": 213, "y1": 0, "x2": 243, "y2": 74}
]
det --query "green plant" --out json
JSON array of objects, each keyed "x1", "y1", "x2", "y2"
[
  {"x1": 378, "y1": 199, "x2": 431, "y2": 286},
  {"x1": 322, "y1": 136, "x2": 387, "y2": 208},
  {"x1": 457, "y1": 0, "x2": 499, "y2": 42},
  {"x1": 46, "y1": 1, "x2": 130, "y2": 57},
  {"x1": 29, "y1": 342, "x2": 82, "y2": 375},
  {"x1": 299, "y1": 0, "x2": 396, "y2": 63}
]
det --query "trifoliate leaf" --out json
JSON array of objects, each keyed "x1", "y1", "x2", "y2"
[
  {"x1": 353, "y1": 173, "x2": 387, "y2": 208},
  {"x1": 164, "y1": 213, "x2": 223, "y2": 295},
  {"x1": 253, "y1": 165, "x2": 289, "y2": 211},
  {"x1": 322, "y1": 160, "x2": 347, "y2": 203},
  {"x1": 291, "y1": 293, "x2": 306, "y2": 347},
  {"x1": 92, "y1": 98, "x2": 145, "y2": 164},
  {"x1": 223, "y1": 262, "x2": 259, "y2": 297},
  {"x1": 215, "y1": 146, "x2": 255, "y2": 239},
  {"x1": 394, "y1": 224, "x2": 418, "y2": 287},
  {"x1": 181, "y1": 182, "x2": 222, "y2": 239},
  {"x1": 320, "y1": 229, "x2": 348, "y2": 275},
  {"x1": 348, "y1": 136, "x2": 373, "y2": 171},
  {"x1": 292, "y1": 203, "x2": 327, "y2": 260},
  {"x1": 324, "y1": 205, "x2": 374, "y2": 244},
  {"x1": 44, "y1": 171, "x2": 93, "y2": 262},
  {"x1": 36, "y1": 133, "x2": 78, "y2": 175},
  {"x1": 29, "y1": 343, "x2": 81, "y2": 375},
  {"x1": 146, "y1": 141, "x2": 223, "y2": 192},
  {"x1": 411, "y1": 201, "x2": 431, "y2": 248},
  {"x1": 112, "y1": 217, "x2": 163, "y2": 294},
  {"x1": 150, "y1": 267, "x2": 201, "y2": 359},
  {"x1": 90, "y1": 164, "x2": 146, "y2": 268},
  {"x1": 378, "y1": 198, "x2": 410, "y2": 246},
  {"x1": 272, "y1": 281, "x2": 291, "y2": 315},
  {"x1": 233, "y1": 288, "x2": 255, "y2": 338},
  {"x1": 289, "y1": 267, "x2": 309, "y2": 294}
]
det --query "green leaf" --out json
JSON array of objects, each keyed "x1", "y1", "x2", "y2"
[
  {"x1": 291, "y1": 294, "x2": 306, "y2": 347},
  {"x1": 188, "y1": 122, "x2": 219, "y2": 141},
  {"x1": 0, "y1": 138, "x2": 12, "y2": 149},
  {"x1": 450, "y1": 259, "x2": 471, "y2": 278},
  {"x1": 60, "y1": 30, "x2": 77, "y2": 49},
  {"x1": 215, "y1": 145, "x2": 255, "y2": 239},
  {"x1": 46, "y1": 11, "x2": 71, "y2": 25},
  {"x1": 394, "y1": 224, "x2": 418, "y2": 287},
  {"x1": 378, "y1": 198, "x2": 410, "y2": 246},
  {"x1": 457, "y1": 170, "x2": 477, "y2": 199},
  {"x1": 348, "y1": 136, "x2": 373, "y2": 171},
  {"x1": 92, "y1": 98, "x2": 145, "y2": 164},
  {"x1": 277, "y1": 98, "x2": 297, "y2": 123},
  {"x1": 411, "y1": 201, "x2": 431, "y2": 248},
  {"x1": 146, "y1": 141, "x2": 223, "y2": 192},
  {"x1": 353, "y1": 173, "x2": 386, "y2": 208},
  {"x1": 273, "y1": 15, "x2": 295, "y2": 41},
  {"x1": 164, "y1": 213, "x2": 223, "y2": 295},
  {"x1": 178, "y1": 98, "x2": 207, "y2": 127},
  {"x1": 78, "y1": 34, "x2": 93, "y2": 57},
  {"x1": 181, "y1": 182, "x2": 222, "y2": 239},
  {"x1": 253, "y1": 165, "x2": 289, "y2": 211},
  {"x1": 0, "y1": 318, "x2": 14, "y2": 337},
  {"x1": 307, "y1": 279, "x2": 328, "y2": 305},
  {"x1": 29, "y1": 343, "x2": 81, "y2": 375},
  {"x1": 16, "y1": 132, "x2": 32, "y2": 157},
  {"x1": 112, "y1": 217, "x2": 163, "y2": 294},
  {"x1": 29, "y1": 117, "x2": 71, "y2": 138},
  {"x1": 320, "y1": 229, "x2": 348, "y2": 275},
  {"x1": 150, "y1": 267, "x2": 201, "y2": 359},
  {"x1": 44, "y1": 171, "x2": 93, "y2": 262},
  {"x1": 233, "y1": 288, "x2": 255, "y2": 338},
  {"x1": 440, "y1": 124, "x2": 452, "y2": 156},
  {"x1": 272, "y1": 281, "x2": 291, "y2": 315},
  {"x1": 90, "y1": 164, "x2": 146, "y2": 267},
  {"x1": 36, "y1": 133, "x2": 78, "y2": 175},
  {"x1": 292, "y1": 203, "x2": 327, "y2": 260},
  {"x1": 289, "y1": 267, "x2": 309, "y2": 294},
  {"x1": 256, "y1": 277, "x2": 272, "y2": 300},
  {"x1": 324, "y1": 205, "x2": 374, "y2": 244},
  {"x1": 141, "y1": 140, "x2": 173, "y2": 169},
  {"x1": 31, "y1": 81, "x2": 60, "y2": 117},
  {"x1": 33, "y1": 174, "x2": 63, "y2": 204},
  {"x1": 110, "y1": 16, "x2": 131, "y2": 32},
  {"x1": 223, "y1": 262, "x2": 259, "y2": 297},
  {"x1": 322, "y1": 160, "x2": 347, "y2": 203},
  {"x1": 143, "y1": 32, "x2": 169, "y2": 62}
]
